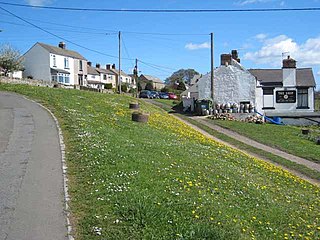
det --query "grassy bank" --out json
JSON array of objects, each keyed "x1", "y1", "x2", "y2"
[
  {"x1": 1, "y1": 84, "x2": 320, "y2": 240},
  {"x1": 210, "y1": 120, "x2": 320, "y2": 163}
]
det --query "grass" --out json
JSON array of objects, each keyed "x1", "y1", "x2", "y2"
[
  {"x1": 1, "y1": 84, "x2": 320, "y2": 240},
  {"x1": 209, "y1": 120, "x2": 320, "y2": 163},
  {"x1": 181, "y1": 116, "x2": 320, "y2": 181}
]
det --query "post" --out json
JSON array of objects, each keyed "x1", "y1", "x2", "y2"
[
  {"x1": 118, "y1": 31, "x2": 121, "y2": 94},
  {"x1": 211, "y1": 32, "x2": 214, "y2": 105},
  {"x1": 134, "y1": 58, "x2": 138, "y2": 97}
]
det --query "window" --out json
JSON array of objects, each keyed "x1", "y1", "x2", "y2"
[
  {"x1": 52, "y1": 75, "x2": 57, "y2": 82},
  {"x1": 297, "y1": 88, "x2": 309, "y2": 108},
  {"x1": 64, "y1": 58, "x2": 69, "y2": 69},
  {"x1": 58, "y1": 75, "x2": 64, "y2": 83},
  {"x1": 65, "y1": 75, "x2": 70, "y2": 84},
  {"x1": 79, "y1": 60, "x2": 83, "y2": 71},
  {"x1": 103, "y1": 74, "x2": 107, "y2": 80},
  {"x1": 262, "y1": 88, "x2": 275, "y2": 109},
  {"x1": 53, "y1": 55, "x2": 56, "y2": 67}
]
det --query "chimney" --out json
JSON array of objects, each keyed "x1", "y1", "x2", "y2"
[
  {"x1": 221, "y1": 54, "x2": 232, "y2": 66},
  {"x1": 96, "y1": 63, "x2": 101, "y2": 69},
  {"x1": 282, "y1": 56, "x2": 297, "y2": 86},
  {"x1": 87, "y1": 62, "x2": 92, "y2": 67},
  {"x1": 282, "y1": 56, "x2": 296, "y2": 68},
  {"x1": 112, "y1": 64, "x2": 116, "y2": 69},
  {"x1": 106, "y1": 64, "x2": 111, "y2": 70},
  {"x1": 231, "y1": 49, "x2": 240, "y2": 63},
  {"x1": 58, "y1": 42, "x2": 66, "y2": 49}
]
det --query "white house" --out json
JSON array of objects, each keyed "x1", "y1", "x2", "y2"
[
  {"x1": 86, "y1": 63, "x2": 117, "y2": 89},
  {"x1": 181, "y1": 50, "x2": 316, "y2": 117},
  {"x1": 182, "y1": 50, "x2": 256, "y2": 111},
  {"x1": 107, "y1": 64, "x2": 136, "y2": 90},
  {"x1": 249, "y1": 56, "x2": 316, "y2": 114},
  {"x1": 22, "y1": 42, "x2": 87, "y2": 86}
]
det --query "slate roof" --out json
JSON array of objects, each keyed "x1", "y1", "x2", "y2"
[
  {"x1": 249, "y1": 68, "x2": 316, "y2": 87},
  {"x1": 87, "y1": 65, "x2": 99, "y2": 75},
  {"x1": 109, "y1": 68, "x2": 130, "y2": 77},
  {"x1": 38, "y1": 42, "x2": 86, "y2": 60},
  {"x1": 140, "y1": 74, "x2": 163, "y2": 83},
  {"x1": 95, "y1": 67, "x2": 115, "y2": 75}
]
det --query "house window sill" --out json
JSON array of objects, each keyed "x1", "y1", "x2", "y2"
[
  {"x1": 262, "y1": 107, "x2": 275, "y2": 110},
  {"x1": 296, "y1": 107, "x2": 309, "y2": 109}
]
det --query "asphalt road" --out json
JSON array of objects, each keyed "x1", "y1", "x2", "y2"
[{"x1": 0, "y1": 92, "x2": 67, "y2": 240}]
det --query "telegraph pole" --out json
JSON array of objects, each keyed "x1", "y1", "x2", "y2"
[
  {"x1": 133, "y1": 58, "x2": 138, "y2": 97},
  {"x1": 118, "y1": 31, "x2": 122, "y2": 94},
  {"x1": 210, "y1": 32, "x2": 214, "y2": 105}
]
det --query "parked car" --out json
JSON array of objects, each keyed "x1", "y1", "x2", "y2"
[
  {"x1": 150, "y1": 91, "x2": 160, "y2": 99},
  {"x1": 168, "y1": 92, "x2": 178, "y2": 100},
  {"x1": 159, "y1": 92, "x2": 169, "y2": 99},
  {"x1": 139, "y1": 90, "x2": 151, "y2": 98}
]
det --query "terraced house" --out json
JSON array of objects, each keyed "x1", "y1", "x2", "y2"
[{"x1": 22, "y1": 42, "x2": 87, "y2": 86}]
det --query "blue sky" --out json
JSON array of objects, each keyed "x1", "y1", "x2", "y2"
[{"x1": 1, "y1": 0, "x2": 320, "y2": 89}]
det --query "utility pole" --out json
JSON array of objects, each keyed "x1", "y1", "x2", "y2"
[
  {"x1": 210, "y1": 32, "x2": 214, "y2": 105},
  {"x1": 118, "y1": 31, "x2": 122, "y2": 94},
  {"x1": 133, "y1": 58, "x2": 138, "y2": 97}
]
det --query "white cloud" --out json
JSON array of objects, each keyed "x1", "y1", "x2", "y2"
[
  {"x1": 185, "y1": 42, "x2": 210, "y2": 50},
  {"x1": 244, "y1": 35, "x2": 320, "y2": 67},
  {"x1": 255, "y1": 33, "x2": 268, "y2": 41},
  {"x1": 26, "y1": 0, "x2": 52, "y2": 6},
  {"x1": 236, "y1": 0, "x2": 285, "y2": 6},
  {"x1": 236, "y1": 0, "x2": 273, "y2": 6}
]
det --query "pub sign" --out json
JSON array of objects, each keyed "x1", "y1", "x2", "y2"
[{"x1": 276, "y1": 90, "x2": 296, "y2": 103}]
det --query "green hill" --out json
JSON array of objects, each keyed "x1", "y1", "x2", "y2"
[{"x1": 1, "y1": 84, "x2": 319, "y2": 240}]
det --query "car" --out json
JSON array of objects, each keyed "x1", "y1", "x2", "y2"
[
  {"x1": 139, "y1": 90, "x2": 151, "y2": 98},
  {"x1": 159, "y1": 92, "x2": 169, "y2": 99},
  {"x1": 168, "y1": 92, "x2": 178, "y2": 100},
  {"x1": 150, "y1": 91, "x2": 160, "y2": 99}
]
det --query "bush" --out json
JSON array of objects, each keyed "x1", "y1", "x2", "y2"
[
  {"x1": 121, "y1": 83, "x2": 128, "y2": 93},
  {"x1": 104, "y1": 83, "x2": 113, "y2": 89}
]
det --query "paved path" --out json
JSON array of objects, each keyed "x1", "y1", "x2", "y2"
[
  {"x1": 0, "y1": 92, "x2": 67, "y2": 240},
  {"x1": 192, "y1": 116, "x2": 320, "y2": 172}
]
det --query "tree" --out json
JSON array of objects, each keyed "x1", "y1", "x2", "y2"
[
  {"x1": 0, "y1": 44, "x2": 23, "y2": 76},
  {"x1": 145, "y1": 81, "x2": 153, "y2": 90},
  {"x1": 177, "y1": 81, "x2": 186, "y2": 91},
  {"x1": 165, "y1": 69, "x2": 199, "y2": 86}
]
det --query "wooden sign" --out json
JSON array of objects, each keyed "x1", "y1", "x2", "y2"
[{"x1": 276, "y1": 90, "x2": 296, "y2": 103}]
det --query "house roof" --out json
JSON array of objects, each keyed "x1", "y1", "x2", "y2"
[
  {"x1": 109, "y1": 68, "x2": 130, "y2": 77},
  {"x1": 190, "y1": 74, "x2": 202, "y2": 85},
  {"x1": 87, "y1": 65, "x2": 99, "y2": 75},
  {"x1": 249, "y1": 68, "x2": 316, "y2": 87},
  {"x1": 50, "y1": 68, "x2": 70, "y2": 74},
  {"x1": 38, "y1": 42, "x2": 86, "y2": 60},
  {"x1": 95, "y1": 67, "x2": 115, "y2": 75},
  {"x1": 141, "y1": 74, "x2": 163, "y2": 83}
]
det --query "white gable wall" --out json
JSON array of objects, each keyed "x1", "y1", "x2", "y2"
[{"x1": 22, "y1": 44, "x2": 50, "y2": 81}]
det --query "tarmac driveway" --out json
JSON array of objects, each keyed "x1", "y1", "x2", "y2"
[{"x1": 0, "y1": 92, "x2": 67, "y2": 240}]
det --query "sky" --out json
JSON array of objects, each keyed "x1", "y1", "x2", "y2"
[{"x1": 1, "y1": 0, "x2": 320, "y2": 89}]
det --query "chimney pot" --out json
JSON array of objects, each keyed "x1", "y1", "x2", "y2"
[
  {"x1": 221, "y1": 54, "x2": 232, "y2": 66},
  {"x1": 106, "y1": 64, "x2": 111, "y2": 70},
  {"x1": 282, "y1": 56, "x2": 296, "y2": 68},
  {"x1": 112, "y1": 64, "x2": 116, "y2": 69},
  {"x1": 231, "y1": 49, "x2": 240, "y2": 63},
  {"x1": 96, "y1": 63, "x2": 101, "y2": 68},
  {"x1": 58, "y1": 41, "x2": 66, "y2": 49},
  {"x1": 87, "y1": 62, "x2": 92, "y2": 67}
]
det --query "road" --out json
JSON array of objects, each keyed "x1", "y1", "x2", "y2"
[{"x1": 0, "y1": 92, "x2": 67, "y2": 240}]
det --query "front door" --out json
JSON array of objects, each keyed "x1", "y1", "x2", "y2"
[{"x1": 78, "y1": 74, "x2": 83, "y2": 86}]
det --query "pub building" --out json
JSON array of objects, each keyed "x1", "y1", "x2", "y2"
[{"x1": 249, "y1": 56, "x2": 316, "y2": 116}]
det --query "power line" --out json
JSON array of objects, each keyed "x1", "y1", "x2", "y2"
[
  {"x1": 0, "y1": 2, "x2": 320, "y2": 13},
  {"x1": 0, "y1": 6, "x2": 178, "y2": 74},
  {"x1": 0, "y1": 6, "x2": 134, "y2": 61}
]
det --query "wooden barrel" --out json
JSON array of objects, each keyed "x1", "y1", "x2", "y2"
[
  {"x1": 132, "y1": 112, "x2": 149, "y2": 123},
  {"x1": 129, "y1": 103, "x2": 140, "y2": 110}
]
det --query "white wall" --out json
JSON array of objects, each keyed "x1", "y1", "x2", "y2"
[
  {"x1": 22, "y1": 44, "x2": 50, "y2": 81},
  {"x1": 283, "y1": 68, "x2": 296, "y2": 86},
  {"x1": 50, "y1": 53, "x2": 75, "y2": 85}
]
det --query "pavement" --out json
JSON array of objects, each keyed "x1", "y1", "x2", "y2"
[{"x1": 0, "y1": 92, "x2": 67, "y2": 240}]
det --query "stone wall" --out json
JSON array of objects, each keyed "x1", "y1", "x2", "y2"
[{"x1": 0, "y1": 77, "x2": 54, "y2": 87}]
